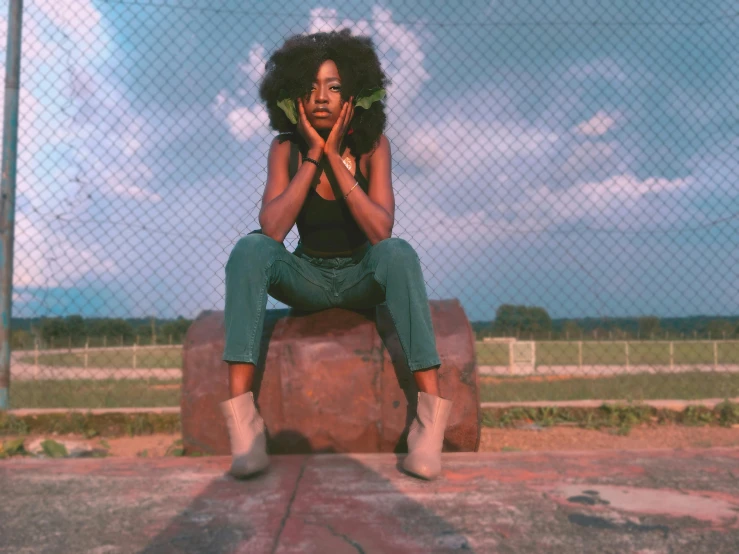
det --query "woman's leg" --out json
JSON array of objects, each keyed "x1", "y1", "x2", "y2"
[
  {"x1": 219, "y1": 231, "x2": 332, "y2": 477},
  {"x1": 336, "y1": 238, "x2": 450, "y2": 480},
  {"x1": 222, "y1": 231, "x2": 333, "y2": 397},
  {"x1": 339, "y1": 237, "x2": 442, "y2": 382},
  {"x1": 412, "y1": 367, "x2": 440, "y2": 396},
  {"x1": 222, "y1": 232, "x2": 283, "y2": 397},
  {"x1": 229, "y1": 363, "x2": 255, "y2": 397}
]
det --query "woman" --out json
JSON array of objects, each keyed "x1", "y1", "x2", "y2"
[{"x1": 219, "y1": 30, "x2": 452, "y2": 480}]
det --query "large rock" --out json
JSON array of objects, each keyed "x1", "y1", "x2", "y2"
[{"x1": 181, "y1": 299, "x2": 480, "y2": 454}]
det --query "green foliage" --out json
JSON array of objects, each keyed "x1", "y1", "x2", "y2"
[
  {"x1": 277, "y1": 92, "x2": 298, "y2": 124},
  {"x1": 11, "y1": 329, "x2": 31, "y2": 349},
  {"x1": 481, "y1": 401, "x2": 739, "y2": 435},
  {"x1": 493, "y1": 304, "x2": 552, "y2": 337},
  {"x1": 166, "y1": 438, "x2": 185, "y2": 457},
  {"x1": 41, "y1": 439, "x2": 68, "y2": 458},
  {"x1": 159, "y1": 317, "x2": 192, "y2": 341},
  {"x1": 716, "y1": 400, "x2": 739, "y2": 426},
  {"x1": 354, "y1": 87, "x2": 386, "y2": 109},
  {"x1": 638, "y1": 316, "x2": 661, "y2": 338},
  {"x1": 0, "y1": 412, "x2": 28, "y2": 435},
  {"x1": 0, "y1": 438, "x2": 27, "y2": 458}
]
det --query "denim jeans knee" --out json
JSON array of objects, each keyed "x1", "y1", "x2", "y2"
[{"x1": 226, "y1": 230, "x2": 285, "y2": 273}]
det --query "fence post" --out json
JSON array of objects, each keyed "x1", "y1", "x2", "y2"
[
  {"x1": 84, "y1": 338, "x2": 89, "y2": 369},
  {"x1": 103, "y1": 335, "x2": 107, "y2": 348},
  {"x1": 625, "y1": 341, "x2": 629, "y2": 370},
  {"x1": 578, "y1": 341, "x2": 583, "y2": 369},
  {"x1": 669, "y1": 341, "x2": 674, "y2": 371},
  {"x1": 133, "y1": 340, "x2": 138, "y2": 370},
  {"x1": 713, "y1": 341, "x2": 718, "y2": 370},
  {"x1": 34, "y1": 337, "x2": 38, "y2": 380},
  {"x1": 508, "y1": 341, "x2": 514, "y2": 374},
  {"x1": 0, "y1": 0, "x2": 24, "y2": 411}
]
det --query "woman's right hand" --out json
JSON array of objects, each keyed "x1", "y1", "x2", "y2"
[{"x1": 297, "y1": 98, "x2": 325, "y2": 154}]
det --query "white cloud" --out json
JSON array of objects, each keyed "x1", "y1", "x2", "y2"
[
  {"x1": 370, "y1": 6, "x2": 430, "y2": 112},
  {"x1": 238, "y1": 44, "x2": 267, "y2": 87},
  {"x1": 514, "y1": 173, "x2": 694, "y2": 229},
  {"x1": 559, "y1": 141, "x2": 617, "y2": 175},
  {"x1": 576, "y1": 110, "x2": 619, "y2": 136},
  {"x1": 309, "y1": 7, "x2": 339, "y2": 33},
  {"x1": 14, "y1": 213, "x2": 118, "y2": 288},
  {"x1": 33, "y1": 0, "x2": 111, "y2": 64},
  {"x1": 225, "y1": 105, "x2": 270, "y2": 142},
  {"x1": 402, "y1": 117, "x2": 559, "y2": 179},
  {"x1": 8, "y1": 0, "x2": 157, "y2": 291}
]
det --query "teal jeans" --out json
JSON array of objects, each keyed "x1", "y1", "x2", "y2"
[{"x1": 222, "y1": 230, "x2": 441, "y2": 372}]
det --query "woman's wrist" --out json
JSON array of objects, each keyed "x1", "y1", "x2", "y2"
[{"x1": 307, "y1": 147, "x2": 324, "y2": 161}]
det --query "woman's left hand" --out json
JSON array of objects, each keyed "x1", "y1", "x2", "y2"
[{"x1": 324, "y1": 97, "x2": 354, "y2": 156}]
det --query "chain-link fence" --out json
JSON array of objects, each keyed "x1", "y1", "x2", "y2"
[{"x1": 3, "y1": 1, "x2": 738, "y2": 408}]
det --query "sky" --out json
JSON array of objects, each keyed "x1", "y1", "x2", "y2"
[{"x1": 2, "y1": 0, "x2": 738, "y2": 322}]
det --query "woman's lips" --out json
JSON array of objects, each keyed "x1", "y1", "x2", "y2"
[{"x1": 313, "y1": 110, "x2": 331, "y2": 117}]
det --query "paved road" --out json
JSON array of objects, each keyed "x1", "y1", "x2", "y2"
[{"x1": 1, "y1": 449, "x2": 738, "y2": 552}]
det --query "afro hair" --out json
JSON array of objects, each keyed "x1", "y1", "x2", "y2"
[{"x1": 259, "y1": 29, "x2": 391, "y2": 156}]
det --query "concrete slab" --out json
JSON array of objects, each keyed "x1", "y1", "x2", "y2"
[{"x1": 1, "y1": 449, "x2": 739, "y2": 553}]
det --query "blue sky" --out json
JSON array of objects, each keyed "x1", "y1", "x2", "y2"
[{"x1": 3, "y1": 0, "x2": 738, "y2": 321}]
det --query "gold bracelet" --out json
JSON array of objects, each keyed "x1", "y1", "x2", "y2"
[{"x1": 344, "y1": 181, "x2": 359, "y2": 200}]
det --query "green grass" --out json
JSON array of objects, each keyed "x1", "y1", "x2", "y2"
[
  {"x1": 20, "y1": 347, "x2": 182, "y2": 369},
  {"x1": 7, "y1": 341, "x2": 739, "y2": 409},
  {"x1": 6, "y1": 372, "x2": 739, "y2": 409},
  {"x1": 476, "y1": 340, "x2": 739, "y2": 366},
  {"x1": 9, "y1": 379, "x2": 182, "y2": 409},
  {"x1": 480, "y1": 371, "x2": 739, "y2": 402},
  {"x1": 21, "y1": 341, "x2": 739, "y2": 370}
]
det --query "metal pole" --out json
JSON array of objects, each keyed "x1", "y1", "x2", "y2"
[{"x1": 0, "y1": 0, "x2": 23, "y2": 411}]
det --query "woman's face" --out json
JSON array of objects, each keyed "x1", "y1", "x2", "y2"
[{"x1": 302, "y1": 59, "x2": 346, "y2": 132}]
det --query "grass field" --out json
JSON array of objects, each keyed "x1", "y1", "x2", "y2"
[
  {"x1": 20, "y1": 341, "x2": 739, "y2": 369},
  {"x1": 475, "y1": 340, "x2": 739, "y2": 366},
  {"x1": 10, "y1": 341, "x2": 739, "y2": 409},
  {"x1": 9, "y1": 379, "x2": 182, "y2": 409},
  {"x1": 20, "y1": 347, "x2": 182, "y2": 369},
  {"x1": 7, "y1": 372, "x2": 739, "y2": 409},
  {"x1": 479, "y1": 372, "x2": 739, "y2": 402}
]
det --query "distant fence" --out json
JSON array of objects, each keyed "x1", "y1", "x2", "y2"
[{"x1": 477, "y1": 339, "x2": 739, "y2": 376}]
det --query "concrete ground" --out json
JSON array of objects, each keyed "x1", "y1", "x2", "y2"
[{"x1": 1, "y1": 449, "x2": 739, "y2": 553}]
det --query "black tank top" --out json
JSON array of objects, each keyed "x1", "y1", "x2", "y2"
[{"x1": 285, "y1": 134, "x2": 370, "y2": 253}]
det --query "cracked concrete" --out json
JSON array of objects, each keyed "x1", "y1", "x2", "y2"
[{"x1": 1, "y1": 449, "x2": 739, "y2": 553}]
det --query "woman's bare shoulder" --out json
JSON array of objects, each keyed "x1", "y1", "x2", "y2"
[{"x1": 368, "y1": 134, "x2": 391, "y2": 160}]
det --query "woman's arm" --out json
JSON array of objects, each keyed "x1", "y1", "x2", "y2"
[
  {"x1": 258, "y1": 137, "x2": 323, "y2": 243},
  {"x1": 326, "y1": 134, "x2": 395, "y2": 244}
]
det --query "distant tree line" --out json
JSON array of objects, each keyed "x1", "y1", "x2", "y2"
[
  {"x1": 471, "y1": 305, "x2": 739, "y2": 340},
  {"x1": 10, "y1": 307, "x2": 739, "y2": 349},
  {"x1": 11, "y1": 316, "x2": 193, "y2": 348}
]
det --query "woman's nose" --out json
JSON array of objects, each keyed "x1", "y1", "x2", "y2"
[{"x1": 315, "y1": 86, "x2": 329, "y2": 102}]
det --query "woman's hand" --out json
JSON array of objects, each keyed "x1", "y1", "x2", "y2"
[
  {"x1": 297, "y1": 98, "x2": 325, "y2": 153},
  {"x1": 324, "y1": 97, "x2": 354, "y2": 157}
]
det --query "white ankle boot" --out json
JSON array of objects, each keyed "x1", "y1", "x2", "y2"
[
  {"x1": 402, "y1": 391, "x2": 453, "y2": 480},
  {"x1": 219, "y1": 391, "x2": 269, "y2": 477}
]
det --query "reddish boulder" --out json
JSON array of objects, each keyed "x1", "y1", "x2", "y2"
[{"x1": 181, "y1": 299, "x2": 480, "y2": 454}]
